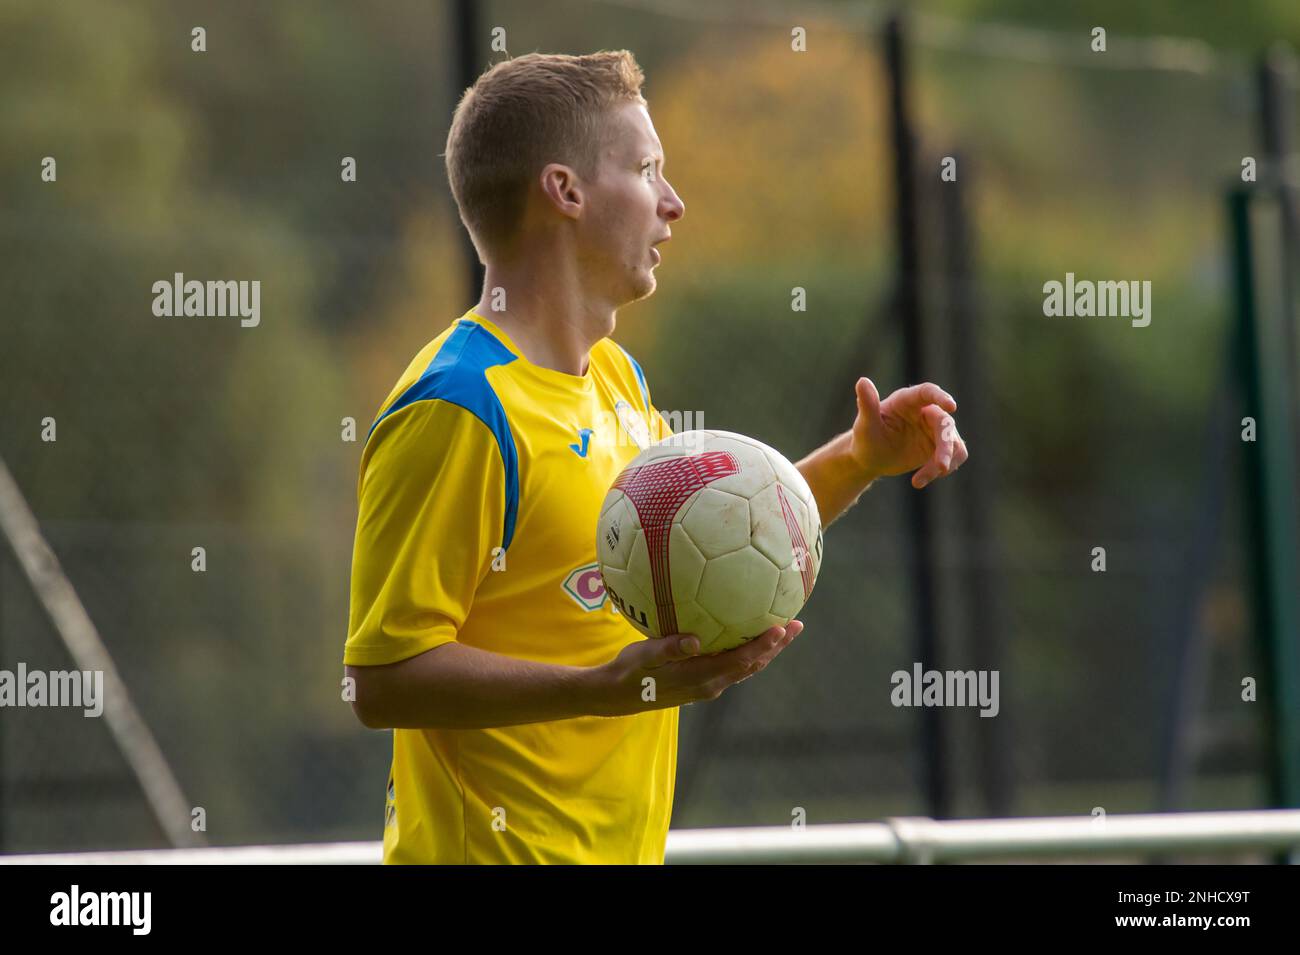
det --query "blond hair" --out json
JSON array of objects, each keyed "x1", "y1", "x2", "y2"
[{"x1": 444, "y1": 51, "x2": 647, "y2": 260}]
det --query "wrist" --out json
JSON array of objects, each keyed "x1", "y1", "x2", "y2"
[
  {"x1": 836, "y1": 432, "x2": 881, "y2": 485},
  {"x1": 578, "y1": 662, "x2": 619, "y2": 718}
]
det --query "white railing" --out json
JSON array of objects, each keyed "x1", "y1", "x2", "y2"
[
  {"x1": 4, "y1": 809, "x2": 1299, "y2": 864},
  {"x1": 668, "y1": 810, "x2": 1300, "y2": 864}
]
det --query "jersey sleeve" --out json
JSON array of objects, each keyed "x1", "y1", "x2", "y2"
[{"x1": 344, "y1": 399, "x2": 507, "y2": 667}]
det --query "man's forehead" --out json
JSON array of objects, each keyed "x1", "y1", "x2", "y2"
[{"x1": 606, "y1": 103, "x2": 662, "y2": 159}]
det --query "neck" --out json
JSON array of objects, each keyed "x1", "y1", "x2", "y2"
[{"x1": 475, "y1": 254, "x2": 616, "y2": 378}]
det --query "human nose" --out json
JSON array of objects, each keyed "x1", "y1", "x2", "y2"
[{"x1": 660, "y1": 177, "x2": 684, "y2": 221}]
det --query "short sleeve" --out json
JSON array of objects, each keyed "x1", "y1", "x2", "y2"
[{"x1": 344, "y1": 400, "x2": 507, "y2": 667}]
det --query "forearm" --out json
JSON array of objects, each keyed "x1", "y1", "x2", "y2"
[
  {"x1": 348, "y1": 642, "x2": 606, "y2": 730},
  {"x1": 796, "y1": 430, "x2": 876, "y2": 526}
]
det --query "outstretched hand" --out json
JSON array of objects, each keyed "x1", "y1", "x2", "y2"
[{"x1": 849, "y1": 378, "x2": 968, "y2": 489}]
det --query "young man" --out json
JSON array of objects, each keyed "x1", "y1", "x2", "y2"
[{"x1": 344, "y1": 51, "x2": 967, "y2": 864}]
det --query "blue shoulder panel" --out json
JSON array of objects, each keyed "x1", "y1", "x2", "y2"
[
  {"x1": 368, "y1": 320, "x2": 521, "y2": 550},
  {"x1": 616, "y1": 343, "x2": 651, "y2": 417}
]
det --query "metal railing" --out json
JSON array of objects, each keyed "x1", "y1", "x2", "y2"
[{"x1": 3, "y1": 809, "x2": 1299, "y2": 864}]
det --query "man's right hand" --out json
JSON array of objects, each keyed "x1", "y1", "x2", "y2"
[{"x1": 588, "y1": 621, "x2": 804, "y2": 716}]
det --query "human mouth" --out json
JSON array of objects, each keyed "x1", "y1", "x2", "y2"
[{"x1": 651, "y1": 234, "x2": 669, "y2": 264}]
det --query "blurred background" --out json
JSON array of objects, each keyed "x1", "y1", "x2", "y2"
[{"x1": 2, "y1": 0, "x2": 1299, "y2": 855}]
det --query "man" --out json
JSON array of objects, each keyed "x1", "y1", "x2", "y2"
[{"x1": 344, "y1": 50, "x2": 967, "y2": 864}]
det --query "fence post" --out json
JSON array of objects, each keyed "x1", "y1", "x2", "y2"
[
  {"x1": 884, "y1": 13, "x2": 949, "y2": 819},
  {"x1": 1228, "y1": 188, "x2": 1300, "y2": 811},
  {"x1": 453, "y1": 0, "x2": 486, "y2": 302}
]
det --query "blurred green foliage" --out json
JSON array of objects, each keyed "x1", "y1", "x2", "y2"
[{"x1": 0, "y1": 0, "x2": 1293, "y2": 849}]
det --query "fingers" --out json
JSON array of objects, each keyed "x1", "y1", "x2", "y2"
[
  {"x1": 950, "y1": 429, "x2": 969, "y2": 471},
  {"x1": 912, "y1": 405, "x2": 961, "y2": 489},
  {"x1": 640, "y1": 633, "x2": 701, "y2": 668},
  {"x1": 727, "y1": 623, "x2": 794, "y2": 663},
  {"x1": 735, "y1": 622, "x2": 802, "y2": 683},
  {"x1": 894, "y1": 381, "x2": 956, "y2": 414},
  {"x1": 705, "y1": 621, "x2": 802, "y2": 681},
  {"x1": 673, "y1": 634, "x2": 701, "y2": 657},
  {"x1": 652, "y1": 622, "x2": 804, "y2": 706},
  {"x1": 913, "y1": 411, "x2": 951, "y2": 488},
  {"x1": 764, "y1": 621, "x2": 795, "y2": 641}
]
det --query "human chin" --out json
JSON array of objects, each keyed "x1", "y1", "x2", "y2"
[{"x1": 627, "y1": 266, "x2": 656, "y2": 303}]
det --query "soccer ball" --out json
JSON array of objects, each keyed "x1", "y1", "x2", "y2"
[{"x1": 596, "y1": 429, "x2": 823, "y2": 652}]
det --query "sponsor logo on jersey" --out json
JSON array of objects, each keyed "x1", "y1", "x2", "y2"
[{"x1": 562, "y1": 562, "x2": 612, "y2": 612}]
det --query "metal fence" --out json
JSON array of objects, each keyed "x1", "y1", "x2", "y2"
[{"x1": 5, "y1": 809, "x2": 1299, "y2": 864}]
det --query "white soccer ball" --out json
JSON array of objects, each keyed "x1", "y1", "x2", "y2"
[{"x1": 596, "y1": 429, "x2": 823, "y2": 652}]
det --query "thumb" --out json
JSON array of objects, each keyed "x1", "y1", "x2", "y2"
[
  {"x1": 642, "y1": 633, "x2": 700, "y2": 667},
  {"x1": 856, "y1": 377, "x2": 881, "y2": 421}
]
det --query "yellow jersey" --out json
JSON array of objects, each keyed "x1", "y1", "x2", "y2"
[{"x1": 344, "y1": 308, "x2": 677, "y2": 863}]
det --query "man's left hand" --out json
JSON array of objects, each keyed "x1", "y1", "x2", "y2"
[{"x1": 849, "y1": 377, "x2": 968, "y2": 489}]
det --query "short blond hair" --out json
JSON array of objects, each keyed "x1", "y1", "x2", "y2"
[{"x1": 444, "y1": 51, "x2": 647, "y2": 260}]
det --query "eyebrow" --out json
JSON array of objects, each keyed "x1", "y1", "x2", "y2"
[{"x1": 630, "y1": 141, "x2": 665, "y2": 170}]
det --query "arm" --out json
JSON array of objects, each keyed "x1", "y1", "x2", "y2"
[
  {"x1": 797, "y1": 377, "x2": 968, "y2": 526},
  {"x1": 796, "y1": 430, "x2": 873, "y2": 529},
  {"x1": 348, "y1": 644, "x2": 600, "y2": 730},
  {"x1": 349, "y1": 622, "x2": 805, "y2": 730}
]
